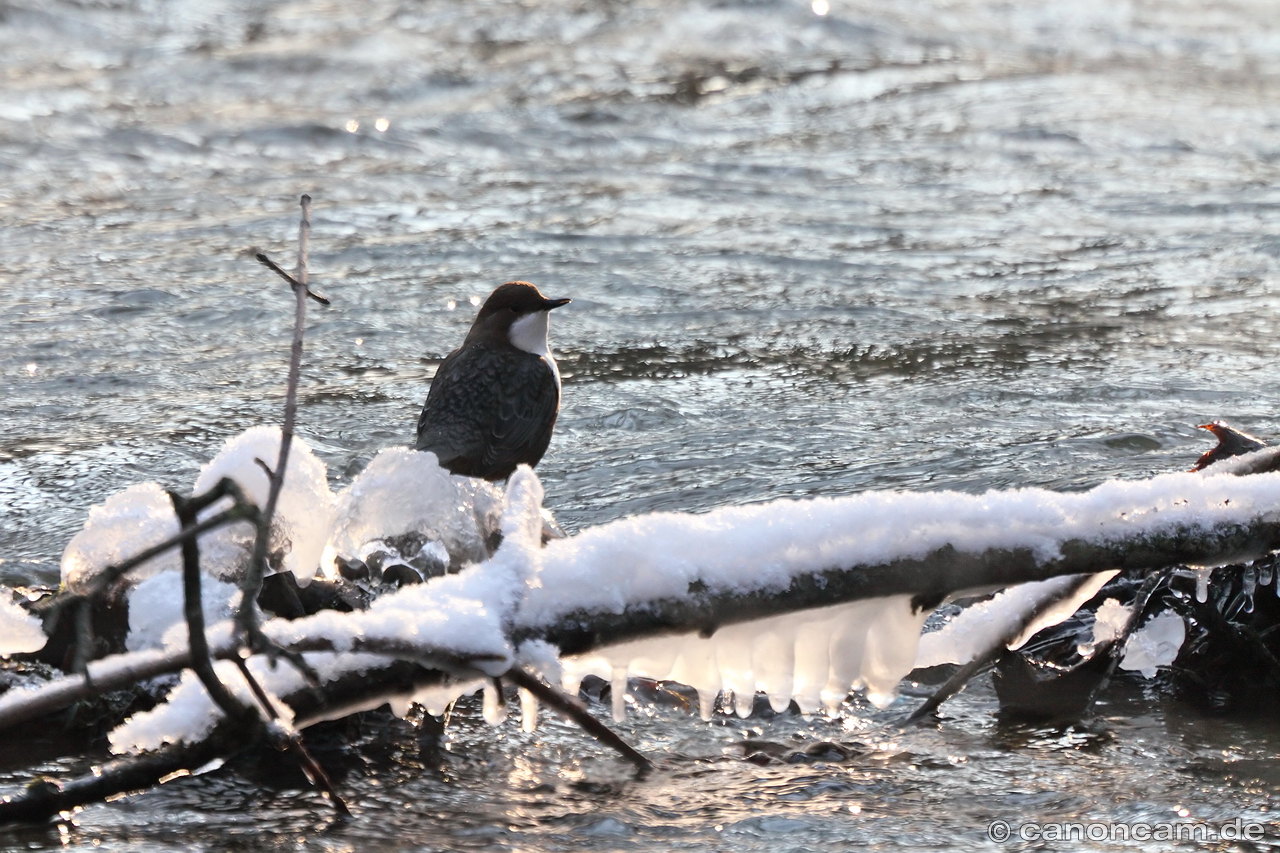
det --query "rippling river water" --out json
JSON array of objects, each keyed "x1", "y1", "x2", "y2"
[{"x1": 2, "y1": 0, "x2": 1280, "y2": 849}]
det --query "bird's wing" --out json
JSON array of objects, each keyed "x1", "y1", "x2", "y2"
[
  {"x1": 478, "y1": 352, "x2": 561, "y2": 477},
  {"x1": 415, "y1": 346, "x2": 493, "y2": 467},
  {"x1": 415, "y1": 345, "x2": 560, "y2": 479}
]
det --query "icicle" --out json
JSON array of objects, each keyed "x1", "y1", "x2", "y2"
[
  {"x1": 610, "y1": 665, "x2": 628, "y2": 723},
  {"x1": 519, "y1": 687, "x2": 538, "y2": 732},
  {"x1": 752, "y1": 628, "x2": 795, "y2": 714},
  {"x1": 714, "y1": 632, "x2": 755, "y2": 718},
  {"x1": 696, "y1": 688, "x2": 717, "y2": 721},
  {"x1": 1260, "y1": 563, "x2": 1273, "y2": 588},
  {"x1": 1193, "y1": 566, "x2": 1212, "y2": 603},
  {"x1": 483, "y1": 681, "x2": 507, "y2": 726}
]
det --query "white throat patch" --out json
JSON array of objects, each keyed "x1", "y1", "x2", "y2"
[
  {"x1": 509, "y1": 310, "x2": 561, "y2": 391},
  {"x1": 509, "y1": 310, "x2": 551, "y2": 356}
]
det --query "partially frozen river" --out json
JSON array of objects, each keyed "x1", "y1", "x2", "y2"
[{"x1": 2, "y1": 0, "x2": 1280, "y2": 849}]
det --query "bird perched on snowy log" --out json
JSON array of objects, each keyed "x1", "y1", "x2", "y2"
[
  {"x1": 416, "y1": 281, "x2": 571, "y2": 481},
  {"x1": 1191, "y1": 421, "x2": 1268, "y2": 472}
]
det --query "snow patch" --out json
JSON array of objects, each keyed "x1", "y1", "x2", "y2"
[{"x1": 125, "y1": 570, "x2": 240, "y2": 652}]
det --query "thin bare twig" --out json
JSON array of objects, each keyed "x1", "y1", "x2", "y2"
[
  {"x1": 170, "y1": 491, "x2": 257, "y2": 726},
  {"x1": 237, "y1": 194, "x2": 313, "y2": 648},
  {"x1": 255, "y1": 252, "x2": 330, "y2": 305},
  {"x1": 232, "y1": 656, "x2": 351, "y2": 819},
  {"x1": 69, "y1": 598, "x2": 94, "y2": 684},
  {"x1": 504, "y1": 666, "x2": 652, "y2": 773}
]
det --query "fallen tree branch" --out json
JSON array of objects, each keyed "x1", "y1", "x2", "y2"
[
  {"x1": 518, "y1": 517, "x2": 1280, "y2": 656},
  {"x1": 0, "y1": 729, "x2": 240, "y2": 825},
  {"x1": 0, "y1": 635, "x2": 503, "y2": 733}
]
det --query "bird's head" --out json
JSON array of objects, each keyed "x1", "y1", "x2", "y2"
[{"x1": 466, "y1": 281, "x2": 571, "y2": 353}]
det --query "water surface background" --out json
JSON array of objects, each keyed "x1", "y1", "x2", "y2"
[{"x1": 2, "y1": 0, "x2": 1280, "y2": 849}]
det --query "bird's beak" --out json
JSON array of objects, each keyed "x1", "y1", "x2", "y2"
[{"x1": 545, "y1": 297, "x2": 571, "y2": 310}]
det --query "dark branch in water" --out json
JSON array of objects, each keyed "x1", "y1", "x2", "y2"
[
  {"x1": 504, "y1": 665, "x2": 652, "y2": 773},
  {"x1": 232, "y1": 656, "x2": 351, "y2": 819},
  {"x1": 0, "y1": 730, "x2": 239, "y2": 825}
]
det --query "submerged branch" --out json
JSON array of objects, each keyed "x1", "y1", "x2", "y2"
[{"x1": 504, "y1": 666, "x2": 652, "y2": 772}]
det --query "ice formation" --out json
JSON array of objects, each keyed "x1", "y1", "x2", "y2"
[
  {"x1": 913, "y1": 571, "x2": 1116, "y2": 669},
  {"x1": 61, "y1": 482, "x2": 181, "y2": 593},
  {"x1": 125, "y1": 570, "x2": 240, "y2": 652},
  {"x1": 321, "y1": 448, "x2": 502, "y2": 578},
  {"x1": 559, "y1": 595, "x2": 928, "y2": 718},
  {"x1": 107, "y1": 467, "x2": 545, "y2": 754},
  {"x1": 520, "y1": 469, "x2": 1280, "y2": 633},
  {"x1": 0, "y1": 595, "x2": 49, "y2": 656},
  {"x1": 192, "y1": 426, "x2": 335, "y2": 584},
  {"x1": 1119, "y1": 610, "x2": 1186, "y2": 678}
]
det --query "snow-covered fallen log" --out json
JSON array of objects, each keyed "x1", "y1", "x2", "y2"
[
  {"x1": 509, "y1": 466, "x2": 1280, "y2": 716},
  {"x1": 1, "y1": 449, "x2": 1279, "y2": 823},
  {"x1": 8, "y1": 461, "x2": 1280, "y2": 740}
]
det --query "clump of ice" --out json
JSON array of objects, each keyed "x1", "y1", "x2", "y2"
[
  {"x1": 321, "y1": 448, "x2": 502, "y2": 578},
  {"x1": 1119, "y1": 610, "x2": 1186, "y2": 678},
  {"x1": 914, "y1": 571, "x2": 1118, "y2": 670},
  {"x1": 125, "y1": 570, "x2": 240, "y2": 652},
  {"x1": 192, "y1": 426, "x2": 335, "y2": 585},
  {"x1": 109, "y1": 469, "x2": 545, "y2": 752},
  {"x1": 1090, "y1": 598, "x2": 1132, "y2": 647},
  {"x1": 0, "y1": 596, "x2": 48, "y2": 656},
  {"x1": 61, "y1": 482, "x2": 181, "y2": 594}
]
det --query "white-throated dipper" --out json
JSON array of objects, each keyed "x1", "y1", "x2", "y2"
[
  {"x1": 1191, "y1": 421, "x2": 1268, "y2": 471},
  {"x1": 415, "y1": 281, "x2": 571, "y2": 481}
]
